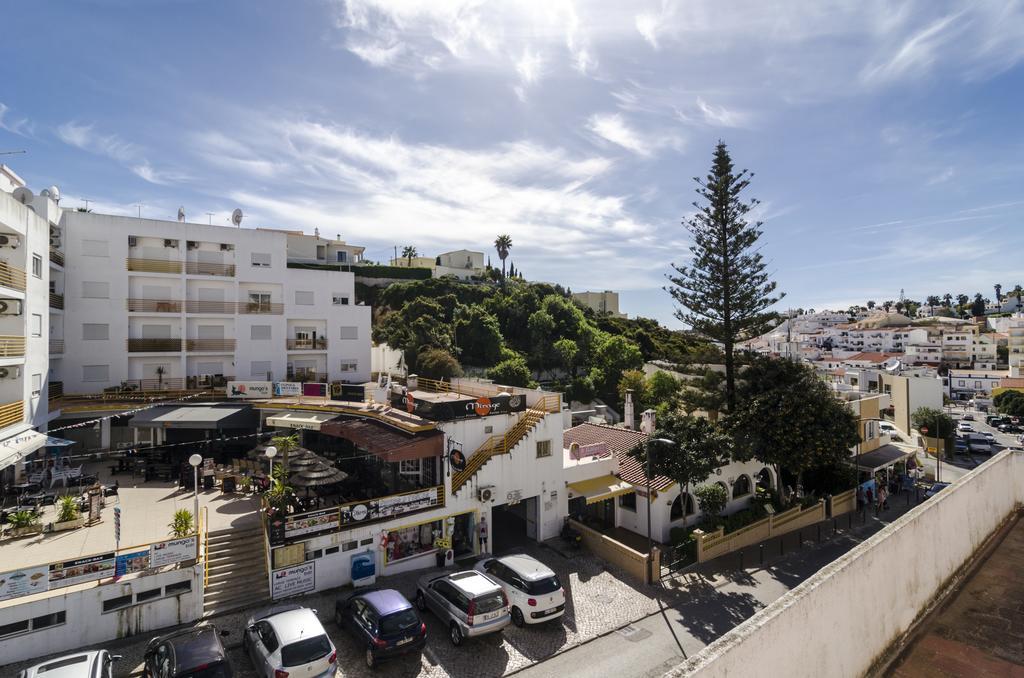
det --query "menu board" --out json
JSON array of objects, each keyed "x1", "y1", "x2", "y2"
[
  {"x1": 115, "y1": 550, "x2": 151, "y2": 578},
  {"x1": 49, "y1": 553, "x2": 116, "y2": 589},
  {"x1": 150, "y1": 536, "x2": 197, "y2": 567},
  {"x1": 284, "y1": 508, "x2": 340, "y2": 540},
  {"x1": 0, "y1": 565, "x2": 50, "y2": 601}
]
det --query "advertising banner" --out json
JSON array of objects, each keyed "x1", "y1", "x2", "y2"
[
  {"x1": 227, "y1": 381, "x2": 272, "y2": 399},
  {"x1": 49, "y1": 553, "x2": 116, "y2": 589},
  {"x1": 271, "y1": 562, "x2": 315, "y2": 600},
  {"x1": 390, "y1": 392, "x2": 526, "y2": 421},
  {"x1": 340, "y1": 488, "x2": 439, "y2": 525},
  {"x1": 302, "y1": 383, "x2": 328, "y2": 398},
  {"x1": 284, "y1": 508, "x2": 340, "y2": 540},
  {"x1": 150, "y1": 536, "x2": 198, "y2": 567},
  {"x1": 0, "y1": 565, "x2": 50, "y2": 601},
  {"x1": 273, "y1": 382, "x2": 302, "y2": 397},
  {"x1": 115, "y1": 550, "x2": 151, "y2": 578}
]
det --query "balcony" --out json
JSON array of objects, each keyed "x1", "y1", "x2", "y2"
[
  {"x1": 102, "y1": 378, "x2": 186, "y2": 393},
  {"x1": 127, "y1": 298, "x2": 182, "y2": 313},
  {"x1": 49, "y1": 381, "x2": 63, "y2": 410},
  {"x1": 49, "y1": 292, "x2": 64, "y2": 310},
  {"x1": 239, "y1": 301, "x2": 284, "y2": 315},
  {"x1": 49, "y1": 339, "x2": 64, "y2": 354},
  {"x1": 185, "y1": 300, "x2": 237, "y2": 314},
  {"x1": 186, "y1": 375, "x2": 233, "y2": 389},
  {"x1": 286, "y1": 337, "x2": 328, "y2": 350},
  {"x1": 0, "y1": 335, "x2": 26, "y2": 357},
  {"x1": 286, "y1": 371, "x2": 328, "y2": 383},
  {"x1": 50, "y1": 249, "x2": 64, "y2": 267},
  {"x1": 185, "y1": 261, "x2": 235, "y2": 277},
  {"x1": 126, "y1": 258, "x2": 183, "y2": 274},
  {"x1": 185, "y1": 338, "x2": 237, "y2": 352},
  {"x1": 0, "y1": 400, "x2": 24, "y2": 429},
  {"x1": 0, "y1": 261, "x2": 26, "y2": 291},
  {"x1": 127, "y1": 338, "x2": 182, "y2": 352}
]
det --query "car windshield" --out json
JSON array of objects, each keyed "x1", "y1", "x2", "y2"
[
  {"x1": 280, "y1": 635, "x2": 332, "y2": 667},
  {"x1": 473, "y1": 592, "x2": 506, "y2": 614},
  {"x1": 180, "y1": 662, "x2": 230, "y2": 678},
  {"x1": 379, "y1": 609, "x2": 420, "y2": 636},
  {"x1": 525, "y1": 576, "x2": 561, "y2": 595}
]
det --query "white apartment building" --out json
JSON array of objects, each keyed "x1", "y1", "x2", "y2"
[
  {"x1": 1008, "y1": 316, "x2": 1024, "y2": 377},
  {"x1": 57, "y1": 210, "x2": 372, "y2": 395},
  {"x1": 389, "y1": 248, "x2": 486, "y2": 280},
  {"x1": 572, "y1": 290, "x2": 625, "y2": 318},
  {"x1": 0, "y1": 170, "x2": 56, "y2": 485}
]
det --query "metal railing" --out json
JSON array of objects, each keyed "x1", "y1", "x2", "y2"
[
  {"x1": 186, "y1": 338, "x2": 236, "y2": 352},
  {"x1": 102, "y1": 378, "x2": 187, "y2": 392},
  {"x1": 238, "y1": 301, "x2": 284, "y2": 315},
  {"x1": 126, "y1": 258, "x2": 183, "y2": 273},
  {"x1": 49, "y1": 339, "x2": 64, "y2": 354},
  {"x1": 286, "y1": 371, "x2": 328, "y2": 383},
  {"x1": 286, "y1": 337, "x2": 328, "y2": 350},
  {"x1": 0, "y1": 261, "x2": 27, "y2": 291},
  {"x1": 127, "y1": 298, "x2": 182, "y2": 313},
  {"x1": 185, "y1": 300, "x2": 237, "y2": 314},
  {"x1": 201, "y1": 506, "x2": 210, "y2": 590},
  {"x1": 49, "y1": 249, "x2": 65, "y2": 267},
  {"x1": 186, "y1": 261, "x2": 235, "y2": 277},
  {"x1": 49, "y1": 292, "x2": 64, "y2": 310},
  {"x1": 0, "y1": 400, "x2": 24, "y2": 429},
  {"x1": 48, "y1": 381, "x2": 63, "y2": 403},
  {"x1": 0, "y1": 335, "x2": 26, "y2": 357},
  {"x1": 452, "y1": 406, "x2": 547, "y2": 493},
  {"x1": 127, "y1": 338, "x2": 183, "y2": 352},
  {"x1": 186, "y1": 375, "x2": 233, "y2": 389}
]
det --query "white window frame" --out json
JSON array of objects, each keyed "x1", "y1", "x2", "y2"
[
  {"x1": 251, "y1": 252, "x2": 271, "y2": 268},
  {"x1": 339, "y1": 360, "x2": 358, "y2": 373},
  {"x1": 31, "y1": 254, "x2": 42, "y2": 278}
]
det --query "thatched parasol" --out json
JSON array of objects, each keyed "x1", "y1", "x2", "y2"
[{"x1": 289, "y1": 460, "x2": 349, "y2": 489}]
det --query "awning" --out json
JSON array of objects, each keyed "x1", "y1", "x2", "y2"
[
  {"x1": 44, "y1": 436, "x2": 77, "y2": 447},
  {"x1": 0, "y1": 430, "x2": 48, "y2": 471},
  {"x1": 320, "y1": 418, "x2": 444, "y2": 462},
  {"x1": 130, "y1": 405, "x2": 257, "y2": 430},
  {"x1": 568, "y1": 475, "x2": 635, "y2": 504},
  {"x1": 855, "y1": 444, "x2": 915, "y2": 473},
  {"x1": 265, "y1": 412, "x2": 338, "y2": 431}
]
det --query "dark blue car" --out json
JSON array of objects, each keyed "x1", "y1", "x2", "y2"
[{"x1": 335, "y1": 589, "x2": 426, "y2": 669}]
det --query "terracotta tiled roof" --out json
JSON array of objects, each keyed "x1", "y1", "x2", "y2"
[
  {"x1": 1000, "y1": 378, "x2": 1024, "y2": 388},
  {"x1": 563, "y1": 422, "x2": 675, "y2": 491}
]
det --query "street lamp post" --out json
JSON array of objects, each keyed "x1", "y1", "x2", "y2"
[
  {"x1": 265, "y1": 445, "x2": 278, "y2": 484},
  {"x1": 188, "y1": 453, "x2": 202, "y2": 530}
]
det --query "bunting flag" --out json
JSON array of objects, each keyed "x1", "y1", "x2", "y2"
[{"x1": 47, "y1": 392, "x2": 213, "y2": 433}]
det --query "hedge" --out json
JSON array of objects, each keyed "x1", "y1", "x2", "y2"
[{"x1": 286, "y1": 262, "x2": 431, "y2": 279}]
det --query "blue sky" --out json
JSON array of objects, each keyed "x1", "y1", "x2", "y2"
[{"x1": 2, "y1": 1, "x2": 1023, "y2": 328}]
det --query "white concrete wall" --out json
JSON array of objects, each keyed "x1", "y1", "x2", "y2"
[
  {"x1": 0, "y1": 565, "x2": 203, "y2": 666},
  {"x1": 668, "y1": 450, "x2": 1024, "y2": 678}
]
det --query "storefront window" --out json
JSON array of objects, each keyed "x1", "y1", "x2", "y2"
[{"x1": 386, "y1": 519, "x2": 442, "y2": 563}]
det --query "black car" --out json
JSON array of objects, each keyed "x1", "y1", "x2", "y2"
[
  {"x1": 335, "y1": 588, "x2": 426, "y2": 669},
  {"x1": 143, "y1": 626, "x2": 233, "y2": 678}
]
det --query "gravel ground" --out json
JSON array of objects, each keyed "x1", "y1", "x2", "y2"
[{"x1": 4, "y1": 541, "x2": 670, "y2": 678}]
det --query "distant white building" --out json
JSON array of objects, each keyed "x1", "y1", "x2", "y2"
[
  {"x1": 572, "y1": 290, "x2": 625, "y2": 318},
  {"x1": 389, "y1": 248, "x2": 486, "y2": 280}
]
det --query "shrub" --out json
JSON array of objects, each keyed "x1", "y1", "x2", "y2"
[
  {"x1": 9, "y1": 510, "x2": 40, "y2": 529},
  {"x1": 694, "y1": 483, "x2": 728, "y2": 521},
  {"x1": 416, "y1": 348, "x2": 463, "y2": 380},
  {"x1": 57, "y1": 496, "x2": 80, "y2": 523},
  {"x1": 169, "y1": 509, "x2": 195, "y2": 537}
]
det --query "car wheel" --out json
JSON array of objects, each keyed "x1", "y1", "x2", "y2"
[
  {"x1": 511, "y1": 606, "x2": 525, "y2": 627},
  {"x1": 416, "y1": 590, "x2": 427, "y2": 612},
  {"x1": 366, "y1": 647, "x2": 376, "y2": 669},
  {"x1": 449, "y1": 622, "x2": 463, "y2": 646}
]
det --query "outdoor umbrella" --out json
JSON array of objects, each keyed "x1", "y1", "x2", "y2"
[
  {"x1": 286, "y1": 448, "x2": 323, "y2": 470},
  {"x1": 289, "y1": 460, "x2": 349, "y2": 491}
]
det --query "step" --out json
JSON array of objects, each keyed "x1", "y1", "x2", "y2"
[
  {"x1": 207, "y1": 564, "x2": 266, "y2": 583},
  {"x1": 205, "y1": 577, "x2": 267, "y2": 598},
  {"x1": 203, "y1": 596, "x2": 272, "y2": 619},
  {"x1": 207, "y1": 529, "x2": 264, "y2": 544}
]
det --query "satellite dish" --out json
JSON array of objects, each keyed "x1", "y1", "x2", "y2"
[
  {"x1": 231, "y1": 208, "x2": 243, "y2": 227},
  {"x1": 12, "y1": 187, "x2": 32, "y2": 205},
  {"x1": 177, "y1": 206, "x2": 186, "y2": 222},
  {"x1": 46, "y1": 185, "x2": 61, "y2": 202}
]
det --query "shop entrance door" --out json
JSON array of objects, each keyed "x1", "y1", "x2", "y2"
[{"x1": 491, "y1": 496, "x2": 539, "y2": 553}]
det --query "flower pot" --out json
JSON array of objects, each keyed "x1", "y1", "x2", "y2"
[
  {"x1": 53, "y1": 517, "x2": 86, "y2": 532},
  {"x1": 8, "y1": 525, "x2": 43, "y2": 538}
]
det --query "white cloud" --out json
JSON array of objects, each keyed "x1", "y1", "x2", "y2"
[
  {"x1": 586, "y1": 113, "x2": 650, "y2": 156},
  {"x1": 0, "y1": 103, "x2": 32, "y2": 136},
  {"x1": 861, "y1": 12, "x2": 965, "y2": 84},
  {"x1": 56, "y1": 121, "x2": 183, "y2": 186},
  {"x1": 695, "y1": 97, "x2": 747, "y2": 128},
  {"x1": 926, "y1": 166, "x2": 955, "y2": 185}
]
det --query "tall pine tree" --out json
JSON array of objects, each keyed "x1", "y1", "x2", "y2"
[{"x1": 667, "y1": 142, "x2": 783, "y2": 411}]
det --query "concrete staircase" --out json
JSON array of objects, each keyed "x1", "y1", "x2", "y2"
[{"x1": 202, "y1": 525, "x2": 269, "y2": 618}]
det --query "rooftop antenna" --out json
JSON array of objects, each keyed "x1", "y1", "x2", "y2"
[
  {"x1": 231, "y1": 208, "x2": 243, "y2": 228},
  {"x1": 135, "y1": 204, "x2": 143, "y2": 218},
  {"x1": 0, "y1": 150, "x2": 27, "y2": 156},
  {"x1": 205, "y1": 212, "x2": 214, "y2": 225},
  {"x1": 83, "y1": 198, "x2": 92, "y2": 211},
  {"x1": 177, "y1": 206, "x2": 185, "y2": 223}
]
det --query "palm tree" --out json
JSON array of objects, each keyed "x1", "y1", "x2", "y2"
[
  {"x1": 1014, "y1": 285, "x2": 1024, "y2": 311},
  {"x1": 270, "y1": 433, "x2": 299, "y2": 478},
  {"x1": 866, "y1": 300, "x2": 875, "y2": 310},
  {"x1": 882, "y1": 300, "x2": 894, "y2": 312},
  {"x1": 926, "y1": 295, "x2": 940, "y2": 311},
  {"x1": 994, "y1": 283, "x2": 1003, "y2": 303},
  {"x1": 942, "y1": 293, "x2": 952, "y2": 308},
  {"x1": 494, "y1": 234, "x2": 512, "y2": 285},
  {"x1": 401, "y1": 245, "x2": 417, "y2": 267}
]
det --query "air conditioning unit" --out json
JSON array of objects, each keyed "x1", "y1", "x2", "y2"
[
  {"x1": 477, "y1": 486, "x2": 494, "y2": 503},
  {"x1": 164, "y1": 239, "x2": 179, "y2": 248},
  {"x1": 187, "y1": 241, "x2": 199, "y2": 250},
  {"x1": 0, "y1": 235, "x2": 20, "y2": 249},
  {"x1": 0, "y1": 366, "x2": 21, "y2": 380},
  {"x1": 220, "y1": 243, "x2": 234, "y2": 252},
  {"x1": 0, "y1": 300, "x2": 22, "y2": 315},
  {"x1": 128, "y1": 236, "x2": 138, "y2": 247}
]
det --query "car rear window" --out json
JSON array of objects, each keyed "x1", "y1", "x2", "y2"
[
  {"x1": 525, "y1": 575, "x2": 561, "y2": 595},
  {"x1": 281, "y1": 635, "x2": 332, "y2": 667},
  {"x1": 180, "y1": 662, "x2": 230, "y2": 678},
  {"x1": 38, "y1": 656, "x2": 88, "y2": 672},
  {"x1": 380, "y1": 608, "x2": 420, "y2": 635},
  {"x1": 473, "y1": 592, "x2": 506, "y2": 614}
]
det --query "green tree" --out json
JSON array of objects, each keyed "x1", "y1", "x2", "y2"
[
  {"x1": 401, "y1": 245, "x2": 418, "y2": 266},
  {"x1": 494, "y1": 234, "x2": 512, "y2": 286},
  {"x1": 994, "y1": 283, "x2": 1003, "y2": 303},
  {"x1": 553, "y1": 338, "x2": 580, "y2": 377},
  {"x1": 374, "y1": 298, "x2": 455, "y2": 370},
  {"x1": 487, "y1": 354, "x2": 535, "y2": 387},
  {"x1": 728, "y1": 356, "x2": 860, "y2": 492},
  {"x1": 647, "y1": 371, "x2": 683, "y2": 412},
  {"x1": 942, "y1": 293, "x2": 952, "y2": 308},
  {"x1": 269, "y1": 433, "x2": 299, "y2": 476},
  {"x1": 926, "y1": 295, "x2": 940, "y2": 312},
  {"x1": 994, "y1": 390, "x2": 1024, "y2": 417},
  {"x1": 970, "y1": 293, "x2": 986, "y2": 317},
  {"x1": 866, "y1": 300, "x2": 875, "y2": 310},
  {"x1": 589, "y1": 334, "x2": 644, "y2": 400},
  {"x1": 617, "y1": 370, "x2": 648, "y2": 410},
  {"x1": 680, "y1": 369, "x2": 726, "y2": 421},
  {"x1": 454, "y1": 306, "x2": 504, "y2": 366},
  {"x1": 694, "y1": 484, "x2": 728, "y2": 522},
  {"x1": 417, "y1": 348, "x2": 463, "y2": 380},
  {"x1": 911, "y1": 407, "x2": 955, "y2": 439},
  {"x1": 526, "y1": 309, "x2": 558, "y2": 377},
  {"x1": 667, "y1": 142, "x2": 784, "y2": 411}
]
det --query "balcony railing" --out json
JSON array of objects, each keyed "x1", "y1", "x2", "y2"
[
  {"x1": 127, "y1": 338, "x2": 182, "y2": 352},
  {"x1": 50, "y1": 249, "x2": 64, "y2": 267},
  {"x1": 0, "y1": 335, "x2": 26, "y2": 357},
  {"x1": 0, "y1": 261, "x2": 27, "y2": 291},
  {"x1": 49, "y1": 292, "x2": 64, "y2": 310},
  {"x1": 286, "y1": 371, "x2": 328, "y2": 383},
  {"x1": 0, "y1": 400, "x2": 24, "y2": 429},
  {"x1": 102, "y1": 378, "x2": 186, "y2": 393},
  {"x1": 185, "y1": 300, "x2": 237, "y2": 314},
  {"x1": 186, "y1": 375, "x2": 233, "y2": 389},
  {"x1": 127, "y1": 298, "x2": 182, "y2": 313},
  {"x1": 286, "y1": 337, "x2": 328, "y2": 350},
  {"x1": 185, "y1": 261, "x2": 235, "y2": 277},
  {"x1": 186, "y1": 338, "x2": 237, "y2": 352},
  {"x1": 49, "y1": 339, "x2": 64, "y2": 354},
  {"x1": 126, "y1": 258, "x2": 183, "y2": 274},
  {"x1": 239, "y1": 301, "x2": 284, "y2": 315},
  {"x1": 48, "y1": 381, "x2": 63, "y2": 410}
]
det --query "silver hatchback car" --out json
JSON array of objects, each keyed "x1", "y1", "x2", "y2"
[
  {"x1": 243, "y1": 604, "x2": 337, "y2": 678},
  {"x1": 17, "y1": 651, "x2": 119, "y2": 678},
  {"x1": 415, "y1": 570, "x2": 510, "y2": 645}
]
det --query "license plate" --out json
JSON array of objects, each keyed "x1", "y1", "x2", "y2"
[
  {"x1": 397, "y1": 637, "x2": 414, "y2": 646},
  {"x1": 480, "y1": 610, "x2": 500, "y2": 621}
]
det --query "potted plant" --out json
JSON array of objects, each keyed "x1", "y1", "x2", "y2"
[
  {"x1": 169, "y1": 509, "x2": 195, "y2": 537},
  {"x1": 7, "y1": 510, "x2": 43, "y2": 537},
  {"x1": 240, "y1": 476, "x2": 252, "y2": 494},
  {"x1": 53, "y1": 496, "x2": 84, "y2": 531}
]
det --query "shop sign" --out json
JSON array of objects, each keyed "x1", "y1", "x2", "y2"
[
  {"x1": 303, "y1": 383, "x2": 328, "y2": 398},
  {"x1": 391, "y1": 392, "x2": 527, "y2": 420},
  {"x1": 227, "y1": 381, "x2": 272, "y2": 399},
  {"x1": 285, "y1": 508, "x2": 340, "y2": 539},
  {"x1": 49, "y1": 553, "x2": 116, "y2": 589},
  {"x1": 340, "y1": 488, "x2": 440, "y2": 525},
  {"x1": 273, "y1": 382, "x2": 302, "y2": 397},
  {"x1": 150, "y1": 536, "x2": 197, "y2": 567},
  {"x1": 271, "y1": 562, "x2": 315, "y2": 600},
  {"x1": 570, "y1": 441, "x2": 608, "y2": 460},
  {"x1": 115, "y1": 550, "x2": 151, "y2": 578},
  {"x1": 0, "y1": 565, "x2": 50, "y2": 601}
]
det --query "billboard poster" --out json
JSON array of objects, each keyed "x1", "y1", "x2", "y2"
[
  {"x1": 227, "y1": 381, "x2": 272, "y2": 399},
  {"x1": 150, "y1": 536, "x2": 198, "y2": 567},
  {"x1": 0, "y1": 565, "x2": 50, "y2": 601},
  {"x1": 284, "y1": 508, "x2": 340, "y2": 540},
  {"x1": 389, "y1": 392, "x2": 526, "y2": 421},
  {"x1": 273, "y1": 382, "x2": 302, "y2": 397},
  {"x1": 49, "y1": 553, "x2": 116, "y2": 589},
  {"x1": 271, "y1": 562, "x2": 315, "y2": 600},
  {"x1": 302, "y1": 382, "x2": 328, "y2": 398},
  {"x1": 340, "y1": 488, "x2": 439, "y2": 525},
  {"x1": 115, "y1": 550, "x2": 151, "y2": 578}
]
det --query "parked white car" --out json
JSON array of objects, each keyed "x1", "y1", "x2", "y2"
[
  {"x1": 244, "y1": 605, "x2": 336, "y2": 678},
  {"x1": 475, "y1": 553, "x2": 566, "y2": 626},
  {"x1": 957, "y1": 421, "x2": 974, "y2": 433},
  {"x1": 18, "y1": 651, "x2": 119, "y2": 678}
]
